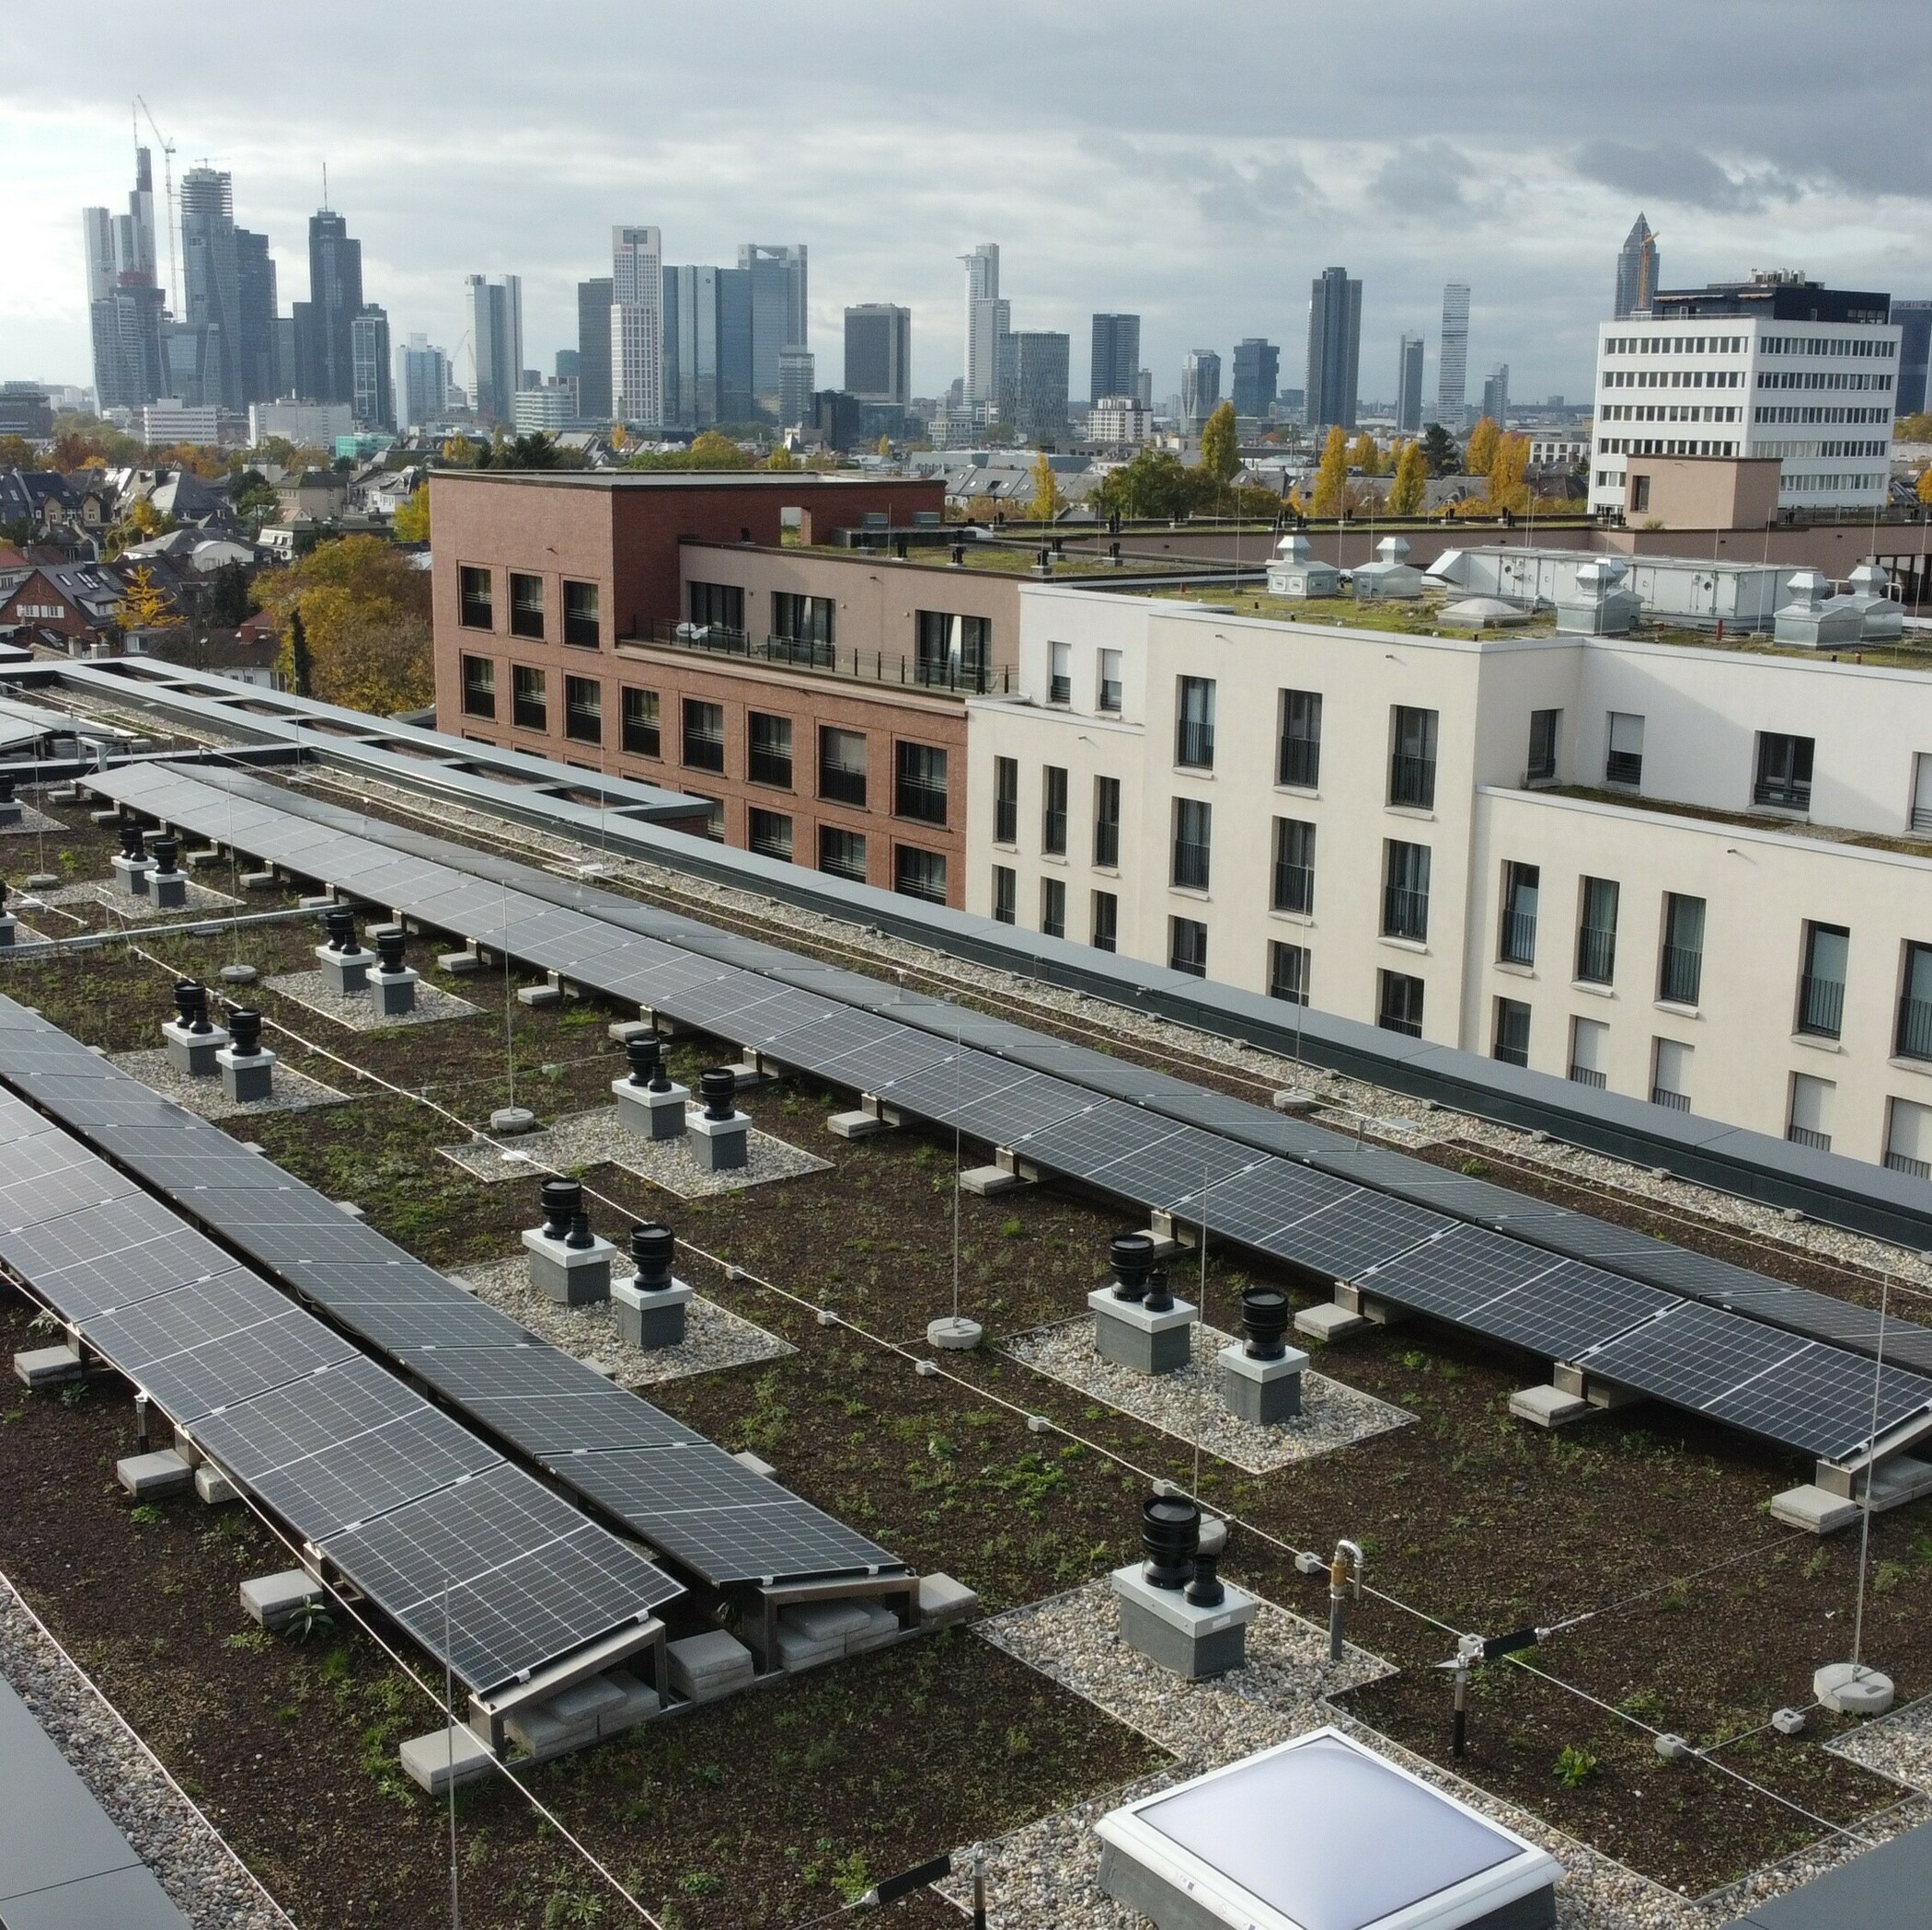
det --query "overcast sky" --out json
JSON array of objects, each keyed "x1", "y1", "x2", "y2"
[{"x1": 7, "y1": 1, "x2": 1929, "y2": 409}]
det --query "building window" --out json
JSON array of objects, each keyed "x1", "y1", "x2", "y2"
[
  {"x1": 748, "y1": 712, "x2": 793, "y2": 788},
  {"x1": 687, "y1": 795, "x2": 724, "y2": 842},
  {"x1": 1171, "y1": 797, "x2": 1212, "y2": 890},
  {"x1": 1885, "y1": 1097, "x2": 1932, "y2": 1178},
  {"x1": 895, "y1": 844, "x2": 948, "y2": 904},
  {"x1": 819, "y1": 728, "x2": 868, "y2": 806},
  {"x1": 1098, "y1": 649, "x2": 1123, "y2": 714},
  {"x1": 1041, "y1": 765, "x2": 1068, "y2": 856},
  {"x1": 459, "y1": 565, "x2": 492, "y2": 629},
  {"x1": 1270, "y1": 941, "x2": 1309, "y2": 1005},
  {"x1": 1493, "y1": 997, "x2": 1531, "y2": 1067},
  {"x1": 1382, "y1": 840, "x2": 1431, "y2": 942},
  {"x1": 564, "y1": 674, "x2": 601, "y2": 744},
  {"x1": 1041, "y1": 878, "x2": 1067, "y2": 939},
  {"x1": 992, "y1": 865, "x2": 1017, "y2": 925},
  {"x1": 1176, "y1": 676, "x2": 1216, "y2": 769},
  {"x1": 688, "y1": 581, "x2": 744, "y2": 633},
  {"x1": 1093, "y1": 775, "x2": 1121, "y2": 868},
  {"x1": 460, "y1": 654, "x2": 495, "y2": 719},
  {"x1": 1896, "y1": 942, "x2": 1932, "y2": 1061},
  {"x1": 1569, "y1": 1016, "x2": 1609, "y2": 1088},
  {"x1": 772, "y1": 592, "x2": 835, "y2": 649},
  {"x1": 1652, "y1": 1038, "x2": 1693, "y2": 1111},
  {"x1": 748, "y1": 808, "x2": 792, "y2": 861},
  {"x1": 1788, "y1": 1072, "x2": 1834, "y2": 1152},
  {"x1": 1754, "y1": 731, "x2": 1815, "y2": 811},
  {"x1": 894, "y1": 741, "x2": 949, "y2": 824},
  {"x1": 1272, "y1": 818, "x2": 1315, "y2": 914},
  {"x1": 993, "y1": 756, "x2": 1018, "y2": 844},
  {"x1": 819, "y1": 825, "x2": 867, "y2": 881},
  {"x1": 1279, "y1": 689, "x2": 1322, "y2": 788},
  {"x1": 1659, "y1": 892, "x2": 1706, "y2": 1005},
  {"x1": 1377, "y1": 971, "x2": 1424, "y2": 1037},
  {"x1": 916, "y1": 612, "x2": 990, "y2": 690},
  {"x1": 1576, "y1": 877, "x2": 1619, "y2": 984},
  {"x1": 621, "y1": 686, "x2": 660, "y2": 757},
  {"x1": 1526, "y1": 708, "x2": 1559, "y2": 783},
  {"x1": 682, "y1": 698, "x2": 726, "y2": 773},
  {"x1": 1091, "y1": 890, "x2": 1118, "y2": 952},
  {"x1": 1049, "y1": 639, "x2": 1072, "y2": 705},
  {"x1": 1606, "y1": 711, "x2": 1645, "y2": 787},
  {"x1": 1169, "y1": 915, "x2": 1208, "y2": 977},
  {"x1": 1912, "y1": 752, "x2": 1932, "y2": 834},
  {"x1": 510, "y1": 571, "x2": 545, "y2": 640},
  {"x1": 511, "y1": 664, "x2": 546, "y2": 731},
  {"x1": 1797, "y1": 923, "x2": 1848, "y2": 1040},
  {"x1": 1389, "y1": 706, "x2": 1437, "y2": 808},
  {"x1": 1499, "y1": 862, "x2": 1539, "y2": 965},
  {"x1": 563, "y1": 580, "x2": 600, "y2": 649}
]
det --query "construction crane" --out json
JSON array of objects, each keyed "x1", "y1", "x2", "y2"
[{"x1": 134, "y1": 96, "x2": 178, "y2": 315}]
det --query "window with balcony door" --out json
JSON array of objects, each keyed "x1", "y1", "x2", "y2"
[
  {"x1": 509, "y1": 571, "x2": 545, "y2": 639},
  {"x1": 1570, "y1": 1016, "x2": 1608, "y2": 1088},
  {"x1": 1041, "y1": 878, "x2": 1067, "y2": 939},
  {"x1": 894, "y1": 845, "x2": 948, "y2": 903},
  {"x1": 1493, "y1": 998, "x2": 1531, "y2": 1067},
  {"x1": 818, "y1": 825, "x2": 867, "y2": 881},
  {"x1": 773, "y1": 592, "x2": 835, "y2": 649},
  {"x1": 1171, "y1": 798, "x2": 1212, "y2": 890},
  {"x1": 1913, "y1": 752, "x2": 1932, "y2": 834},
  {"x1": 1041, "y1": 765, "x2": 1068, "y2": 856},
  {"x1": 1754, "y1": 731, "x2": 1815, "y2": 811},
  {"x1": 1605, "y1": 711, "x2": 1645, "y2": 787},
  {"x1": 1389, "y1": 706, "x2": 1437, "y2": 808},
  {"x1": 563, "y1": 675, "x2": 601, "y2": 744},
  {"x1": 1086, "y1": 775, "x2": 1119, "y2": 869},
  {"x1": 1270, "y1": 941, "x2": 1310, "y2": 1006},
  {"x1": 1272, "y1": 819, "x2": 1314, "y2": 914},
  {"x1": 1576, "y1": 877, "x2": 1619, "y2": 984},
  {"x1": 682, "y1": 699, "x2": 726, "y2": 772},
  {"x1": 1896, "y1": 942, "x2": 1932, "y2": 1061},
  {"x1": 748, "y1": 809, "x2": 792, "y2": 861},
  {"x1": 1788, "y1": 1072, "x2": 1834, "y2": 1152},
  {"x1": 1169, "y1": 916, "x2": 1208, "y2": 978},
  {"x1": 993, "y1": 756, "x2": 1018, "y2": 844},
  {"x1": 1651, "y1": 1037, "x2": 1693, "y2": 1111},
  {"x1": 991, "y1": 866, "x2": 1016, "y2": 925},
  {"x1": 1091, "y1": 890, "x2": 1118, "y2": 952},
  {"x1": 460, "y1": 654, "x2": 495, "y2": 719},
  {"x1": 511, "y1": 664, "x2": 546, "y2": 731},
  {"x1": 1659, "y1": 892, "x2": 1706, "y2": 1005},
  {"x1": 459, "y1": 565, "x2": 492, "y2": 629},
  {"x1": 916, "y1": 612, "x2": 989, "y2": 691},
  {"x1": 1279, "y1": 690, "x2": 1322, "y2": 788},
  {"x1": 1176, "y1": 676, "x2": 1216, "y2": 770},
  {"x1": 1048, "y1": 640, "x2": 1072, "y2": 704},
  {"x1": 1796, "y1": 923, "x2": 1848, "y2": 1039},
  {"x1": 748, "y1": 712, "x2": 793, "y2": 788},
  {"x1": 819, "y1": 728, "x2": 868, "y2": 806},
  {"x1": 1499, "y1": 862, "x2": 1539, "y2": 965},
  {"x1": 688, "y1": 581, "x2": 744, "y2": 633},
  {"x1": 1382, "y1": 840, "x2": 1431, "y2": 942},
  {"x1": 1377, "y1": 971, "x2": 1424, "y2": 1037},
  {"x1": 1098, "y1": 649, "x2": 1123, "y2": 714},
  {"x1": 621, "y1": 686, "x2": 660, "y2": 757},
  {"x1": 1526, "y1": 708, "x2": 1559, "y2": 784},
  {"x1": 563, "y1": 580, "x2": 600, "y2": 649},
  {"x1": 894, "y1": 741, "x2": 949, "y2": 824}
]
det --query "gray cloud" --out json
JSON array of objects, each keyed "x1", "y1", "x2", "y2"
[
  {"x1": 1369, "y1": 142, "x2": 1483, "y2": 220},
  {"x1": 1572, "y1": 141, "x2": 1805, "y2": 214}
]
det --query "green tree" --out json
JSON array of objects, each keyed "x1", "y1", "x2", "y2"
[
  {"x1": 260, "y1": 535, "x2": 431, "y2": 714},
  {"x1": 1029, "y1": 450, "x2": 1065, "y2": 522},
  {"x1": 1388, "y1": 440, "x2": 1429, "y2": 516},
  {"x1": 1895, "y1": 412, "x2": 1932, "y2": 442},
  {"x1": 1465, "y1": 417, "x2": 1501, "y2": 478},
  {"x1": 206, "y1": 560, "x2": 253, "y2": 626},
  {"x1": 392, "y1": 485, "x2": 431, "y2": 544},
  {"x1": 765, "y1": 444, "x2": 799, "y2": 471},
  {"x1": 1418, "y1": 422, "x2": 1459, "y2": 476},
  {"x1": 1310, "y1": 425, "x2": 1349, "y2": 517},
  {"x1": 281, "y1": 607, "x2": 313, "y2": 697},
  {"x1": 1089, "y1": 447, "x2": 1208, "y2": 521},
  {"x1": 1199, "y1": 400, "x2": 1239, "y2": 485}
]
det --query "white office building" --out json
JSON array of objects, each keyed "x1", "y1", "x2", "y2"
[
  {"x1": 1591, "y1": 275, "x2": 1898, "y2": 517},
  {"x1": 966, "y1": 582, "x2": 1932, "y2": 1175},
  {"x1": 139, "y1": 398, "x2": 221, "y2": 445},
  {"x1": 611, "y1": 224, "x2": 663, "y2": 428}
]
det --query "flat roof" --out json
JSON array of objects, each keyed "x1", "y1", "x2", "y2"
[{"x1": 430, "y1": 470, "x2": 938, "y2": 491}]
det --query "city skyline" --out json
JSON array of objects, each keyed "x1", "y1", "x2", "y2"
[{"x1": 9, "y1": 1, "x2": 1927, "y2": 404}]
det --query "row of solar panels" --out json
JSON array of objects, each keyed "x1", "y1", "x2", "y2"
[
  {"x1": 0, "y1": 996, "x2": 903, "y2": 1602},
  {"x1": 0, "y1": 1039, "x2": 677, "y2": 1696},
  {"x1": 85, "y1": 764, "x2": 1932, "y2": 1469}
]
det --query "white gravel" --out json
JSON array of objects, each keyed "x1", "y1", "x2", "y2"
[
  {"x1": 261, "y1": 968, "x2": 481, "y2": 1030},
  {"x1": 1825, "y1": 1687, "x2": 1932, "y2": 1791},
  {"x1": 1004, "y1": 1317, "x2": 1413, "y2": 1473},
  {"x1": 32, "y1": 877, "x2": 244, "y2": 921},
  {"x1": 454, "y1": 1252, "x2": 793, "y2": 1384},
  {"x1": 0, "y1": 1572, "x2": 291, "y2": 1930},
  {"x1": 109, "y1": 1047, "x2": 350, "y2": 1120},
  {"x1": 0, "y1": 803, "x2": 70, "y2": 837},
  {"x1": 437, "y1": 1102, "x2": 831, "y2": 1199}
]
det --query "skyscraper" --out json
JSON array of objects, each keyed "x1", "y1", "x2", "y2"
[
  {"x1": 718, "y1": 267, "x2": 753, "y2": 423},
  {"x1": 844, "y1": 304, "x2": 911, "y2": 404},
  {"x1": 235, "y1": 230, "x2": 278, "y2": 405},
  {"x1": 1181, "y1": 350, "x2": 1222, "y2": 424},
  {"x1": 1615, "y1": 214, "x2": 1659, "y2": 319},
  {"x1": 778, "y1": 347, "x2": 815, "y2": 426},
  {"x1": 467, "y1": 273, "x2": 523, "y2": 427},
  {"x1": 1089, "y1": 314, "x2": 1140, "y2": 405},
  {"x1": 1010, "y1": 332, "x2": 1070, "y2": 442},
  {"x1": 1395, "y1": 332, "x2": 1425, "y2": 435},
  {"x1": 396, "y1": 334, "x2": 450, "y2": 429},
  {"x1": 301, "y1": 210, "x2": 363, "y2": 405},
  {"x1": 351, "y1": 305, "x2": 394, "y2": 430},
  {"x1": 576, "y1": 278, "x2": 614, "y2": 422},
  {"x1": 611, "y1": 226, "x2": 663, "y2": 427},
  {"x1": 662, "y1": 265, "x2": 721, "y2": 427},
  {"x1": 179, "y1": 167, "x2": 242, "y2": 411},
  {"x1": 739, "y1": 243, "x2": 807, "y2": 416},
  {"x1": 81, "y1": 207, "x2": 117, "y2": 305},
  {"x1": 1435, "y1": 282, "x2": 1470, "y2": 426},
  {"x1": 963, "y1": 245, "x2": 1004, "y2": 403},
  {"x1": 84, "y1": 146, "x2": 165, "y2": 410},
  {"x1": 1304, "y1": 267, "x2": 1362, "y2": 431},
  {"x1": 1231, "y1": 339, "x2": 1279, "y2": 419},
  {"x1": 1896, "y1": 299, "x2": 1932, "y2": 417},
  {"x1": 1480, "y1": 363, "x2": 1510, "y2": 428}
]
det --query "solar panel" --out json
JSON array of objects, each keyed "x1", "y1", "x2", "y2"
[
  {"x1": 1255, "y1": 1189, "x2": 1453, "y2": 1282},
  {"x1": 0, "y1": 1212, "x2": 236, "y2": 1323},
  {"x1": 397, "y1": 1345, "x2": 705, "y2": 1453},
  {"x1": 1010, "y1": 1105, "x2": 1190, "y2": 1185},
  {"x1": 1187, "y1": 1159, "x2": 1356, "y2": 1247}
]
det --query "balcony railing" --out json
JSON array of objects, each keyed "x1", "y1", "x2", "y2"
[
  {"x1": 1272, "y1": 862, "x2": 1313, "y2": 915},
  {"x1": 512, "y1": 696, "x2": 546, "y2": 731},
  {"x1": 1495, "y1": 1036, "x2": 1529, "y2": 1068},
  {"x1": 895, "y1": 778, "x2": 949, "y2": 825},
  {"x1": 1098, "y1": 680, "x2": 1122, "y2": 713},
  {"x1": 820, "y1": 765, "x2": 867, "y2": 807},
  {"x1": 1042, "y1": 809, "x2": 1067, "y2": 856},
  {"x1": 748, "y1": 748, "x2": 793, "y2": 788},
  {"x1": 1576, "y1": 925, "x2": 1616, "y2": 984},
  {"x1": 1788, "y1": 1124, "x2": 1832, "y2": 1152},
  {"x1": 1754, "y1": 775, "x2": 1811, "y2": 810},
  {"x1": 1383, "y1": 885, "x2": 1429, "y2": 941},
  {"x1": 1659, "y1": 944, "x2": 1703, "y2": 1005},
  {"x1": 1605, "y1": 750, "x2": 1643, "y2": 787},
  {"x1": 1650, "y1": 1086, "x2": 1691, "y2": 1112},
  {"x1": 683, "y1": 732, "x2": 725, "y2": 773},
  {"x1": 994, "y1": 798, "x2": 1018, "y2": 844},
  {"x1": 1050, "y1": 672, "x2": 1072, "y2": 704},
  {"x1": 1915, "y1": 805, "x2": 1932, "y2": 834},
  {"x1": 1388, "y1": 752, "x2": 1435, "y2": 809},
  {"x1": 1176, "y1": 719, "x2": 1215, "y2": 769},
  {"x1": 1500, "y1": 909, "x2": 1537, "y2": 966},
  {"x1": 1094, "y1": 823, "x2": 1120, "y2": 868},
  {"x1": 621, "y1": 617, "x2": 1011, "y2": 695},
  {"x1": 1172, "y1": 840, "x2": 1211, "y2": 890},
  {"x1": 1885, "y1": 1150, "x2": 1932, "y2": 1178},
  {"x1": 1568, "y1": 1063, "x2": 1608, "y2": 1089},
  {"x1": 1897, "y1": 995, "x2": 1932, "y2": 1062},
  {"x1": 1797, "y1": 973, "x2": 1845, "y2": 1040},
  {"x1": 1279, "y1": 738, "x2": 1319, "y2": 788}
]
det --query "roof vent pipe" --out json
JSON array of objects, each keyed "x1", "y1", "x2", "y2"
[
  {"x1": 1142, "y1": 1493, "x2": 1200, "y2": 1591},
  {"x1": 1240, "y1": 1286, "x2": 1290, "y2": 1361},
  {"x1": 228, "y1": 1008, "x2": 263, "y2": 1056},
  {"x1": 699, "y1": 1066, "x2": 738, "y2": 1120},
  {"x1": 626, "y1": 1032, "x2": 665, "y2": 1088},
  {"x1": 539, "y1": 1177, "x2": 581, "y2": 1241},
  {"x1": 1143, "y1": 1265, "x2": 1174, "y2": 1315},
  {"x1": 172, "y1": 978, "x2": 200, "y2": 1027},
  {"x1": 148, "y1": 834, "x2": 178, "y2": 874},
  {"x1": 1110, "y1": 1231, "x2": 1155, "y2": 1302},
  {"x1": 323, "y1": 905, "x2": 359, "y2": 953},
  {"x1": 629, "y1": 1222, "x2": 675, "y2": 1290},
  {"x1": 566, "y1": 1209, "x2": 594, "y2": 1250},
  {"x1": 375, "y1": 929, "x2": 407, "y2": 974}
]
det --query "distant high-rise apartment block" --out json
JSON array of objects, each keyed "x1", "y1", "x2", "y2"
[
  {"x1": 778, "y1": 347, "x2": 815, "y2": 426},
  {"x1": 235, "y1": 230, "x2": 278, "y2": 407},
  {"x1": 1436, "y1": 282, "x2": 1470, "y2": 426},
  {"x1": 1480, "y1": 363, "x2": 1510, "y2": 428},
  {"x1": 1135, "y1": 368, "x2": 1153, "y2": 409},
  {"x1": 299, "y1": 210, "x2": 363, "y2": 407},
  {"x1": 844, "y1": 304, "x2": 911, "y2": 404},
  {"x1": 963, "y1": 245, "x2": 1005, "y2": 403},
  {"x1": 1893, "y1": 299, "x2": 1932, "y2": 417},
  {"x1": 178, "y1": 167, "x2": 243, "y2": 411},
  {"x1": 611, "y1": 226, "x2": 663, "y2": 427},
  {"x1": 575, "y1": 278, "x2": 614, "y2": 422},
  {"x1": 1305, "y1": 267, "x2": 1362, "y2": 431},
  {"x1": 1089, "y1": 314, "x2": 1140, "y2": 407},
  {"x1": 739, "y1": 243, "x2": 807, "y2": 416},
  {"x1": 466, "y1": 272, "x2": 523, "y2": 427},
  {"x1": 351, "y1": 304, "x2": 394, "y2": 431},
  {"x1": 1615, "y1": 214, "x2": 1659, "y2": 320},
  {"x1": 1231, "y1": 338, "x2": 1279, "y2": 419},
  {"x1": 1010, "y1": 331, "x2": 1070, "y2": 442},
  {"x1": 1181, "y1": 349, "x2": 1222, "y2": 425},
  {"x1": 1395, "y1": 332, "x2": 1425, "y2": 435},
  {"x1": 555, "y1": 350, "x2": 581, "y2": 383},
  {"x1": 396, "y1": 334, "x2": 450, "y2": 429},
  {"x1": 718, "y1": 266, "x2": 754, "y2": 422}
]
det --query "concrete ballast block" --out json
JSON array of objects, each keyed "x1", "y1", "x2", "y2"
[
  {"x1": 117, "y1": 1449, "x2": 194, "y2": 1499},
  {"x1": 14, "y1": 1344, "x2": 82, "y2": 1389},
  {"x1": 666, "y1": 1630, "x2": 755, "y2": 1702},
  {"x1": 1510, "y1": 1384, "x2": 1593, "y2": 1429},
  {"x1": 916, "y1": 1572, "x2": 980, "y2": 1628},
  {"x1": 400, "y1": 1724, "x2": 497, "y2": 1795},
  {"x1": 240, "y1": 1569, "x2": 327, "y2": 1633},
  {"x1": 1294, "y1": 1299, "x2": 1372, "y2": 1343}
]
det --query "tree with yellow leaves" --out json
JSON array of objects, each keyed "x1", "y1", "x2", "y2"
[
  {"x1": 1464, "y1": 417, "x2": 1500, "y2": 478},
  {"x1": 392, "y1": 485, "x2": 431, "y2": 544},
  {"x1": 112, "y1": 563, "x2": 182, "y2": 633},
  {"x1": 1917, "y1": 465, "x2": 1932, "y2": 506},
  {"x1": 765, "y1": 444, "x2": 799, "y2": 471},
  {"x1": 257, "y1": 534, "x2": 432, "y2": 717},
  {"x1": 1348, "y1": 431, "x2": 1381, "y2": 476},
  {"x1": 1310, "y1": 425, "x2": 1350, "y2": 517},
  {"x1": 1486, "y1": 433, "x2": 1530, "y2": 514},
  {"x1": 1199, "y1": 400, "x2": 1240, "y2": 486},
  {"x1": 1388, "y1": 441, "x2": 1429, "y2": 517},
  {"x1": 877, "y1": 435, "x2": 892, "y2": 458},
  {"x1": 1029, "y1": 450, "x2": 1065, "y2": 523}
]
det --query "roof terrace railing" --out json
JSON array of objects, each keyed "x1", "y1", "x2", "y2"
[{"x1": 619, "y1": 618, "x2": 1013, "y2": 695}]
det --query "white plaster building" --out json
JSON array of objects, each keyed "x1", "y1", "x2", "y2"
[{"x1": 966, "y1": 584, "x2": 1932, "y2": 1174}]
